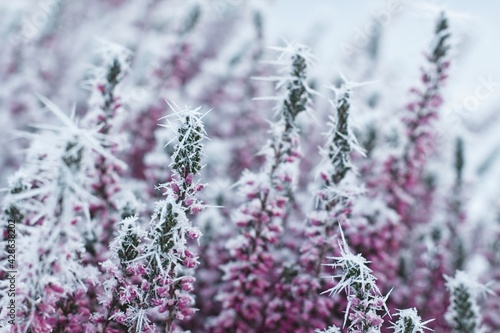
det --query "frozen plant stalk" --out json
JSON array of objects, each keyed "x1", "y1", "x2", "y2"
[
  {"x1": 82, "y1": 44, "x2": 133, "y2": 262},
  {"x1": 323, "y1": 227, "x2": 389, "y2": 333},
  {"x1": 305, "y1": 84, "x2": 363, "y2": 272},
  {"x1": 294, "y1": 84, "x2": 364, "y2": 330},
  {"x1": 391, "y1": 308, "x2": 432, "y2": 333},
  {"x1": 110, "y1": 104, "x2": 207, "y2": 333},
  {"x1": 212, "y1": 43, "x2": 313, "y2": 332},
  {"x1": 381, "y1": 11, "x2": 452, "y2": 227},
  {"x1": 377, "y1": 12, "x2": 453, "y2": 328},
  {"x1": 445, "y1": 271, "x2": 490, "y2": 333},
  {"x1": 143, "y1": 106, "x2": 206, "y2": 331}
]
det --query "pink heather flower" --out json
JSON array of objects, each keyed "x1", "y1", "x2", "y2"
[
  {"x1": 184, "y1": 257, "x2": 197, "y2": 268},
  {"x1": 191, "y1": 203, "x2": 205, "y2": 214}
]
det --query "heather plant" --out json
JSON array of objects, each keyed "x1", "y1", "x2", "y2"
[
  {"x1": 0, "y1": 4, "x2": 499, "y2": 333},
  {"x1": 137, "y1": 106, "x2": 206, "y2": 331},
  {"x1": 397, "y1": 11, "x2": 451, "y2": 226},
  {"x1": 390, "y1": 308, "x2": 432, "y2": 333},
  {"x1": 0, "y1": 99, "x2": 123, "y2": 332},
  {"x1": 82, "y1": 44, "x2": 134, "y2": 263},
  {"x1": 445, "y1": 270, "x2": 491, "y2": 333},
  {"x1": 347, "y1": 13, "x2": 456, "y2": 328},
  {"x1": 211, "y1": 43, "x2": 313, "y2": 332},
  {"x1": 100, "y1": 105, "x2": 208, "y2": 333},
  {"x1": 289, "y1": 83, "x2": 365, "y2": 331},
  {"x1": 321, "y1": 227, "x2": 433, "y2": 333},
  {"x1": 401, "y1": 14, "x2": 455, "y2": 328}
]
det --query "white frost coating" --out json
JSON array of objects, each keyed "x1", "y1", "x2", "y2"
[
  {"x1": 445, "y1": 270, "x2": 492, "y2": 333},
  {"x1": 391, "y1": 308, "x2": 433, "y2": 333}
]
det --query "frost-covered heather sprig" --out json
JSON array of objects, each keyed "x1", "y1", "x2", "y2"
[
  {"x1": 212, "y1": 43, "x2": 313, "y2": 332},
  {"x1": 307, "y1": 84, "x2": 364, "y2": 270},
  {"x1": 390, "y1": 11, "x2": 451, "y2": 223},
  {"x1": 95, "y1": 213, "x2": 145, "y2": 332},
  {"x1": 402, "y1": 12, "x2": 453, "y2": 323},
  {"x1": 83, "y1": 41, "x2": 132, "y2": 135},
  {"x1": 323, "y1": 227, "x2": 390, "y2": 333},
  {"x1": 390, "y1": 308, "x2": 432, "y2": 333},
  {"x1": 82, "y1": 44, "x2": 134, "y2": 258},
  {"x1": 79, "y1": 45, "x2": 141, "y2": 331},
  {"x1": 142, "y1": 8, "x2": 271, "y2": 331},
  {"x1": 360, "y1": 12, "x2": 453, "y2": 327},
  {"x1": 0, "y1": 98, "x2": 124, "y2": 332},
  {"x1": 102, "y1": 104, "x2": 207, "y2": 333},
  {"x1": 445, "y1": 271, "x2": 491, "y2": 333},
  {"x1": 446, "y1": 137, "x2": 466, "y2": 271},
  {"x1": 291, "y1": 83, "x2": 364, "y2": 330}
]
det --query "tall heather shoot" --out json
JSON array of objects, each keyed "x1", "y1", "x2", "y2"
[
  {"x1": 101, "y1": 105, "x2": 207, "y2": 332},
  {"x1": 394, "y1": 11, "x2": 451, "y2": 223},
  {"x1": 82, "y1": 45, "x2": 133, "y2": 257},
  {"x1": 293, "y1": 84, "x2": 363, "y2": 330},
  {"x1": 445, "y1": 271, "x2": 490, "y2": 333},
  {"x1": 212, "y1": 43, "x2": 312, "y2": 332},
  {"x1": 390, "y1": 308, "x2": 432, "y2": 333}
]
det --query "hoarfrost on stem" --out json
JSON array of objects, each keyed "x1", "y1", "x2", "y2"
[
  {"x1": 212, "y1": 43, "x2": 314, "y2": 332},
  {"x1": 323, "y1": 227, "x2": 390, "y2": 333},
  {"x1": 445, "y1": 270, "x2": 492, "y2": 333},
  {"x1": 390, "y1": 308, "x2": 433, "y2": 333},
  {"x1": 101, "y1": 103, "x2": 208, "y2": 333}
]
